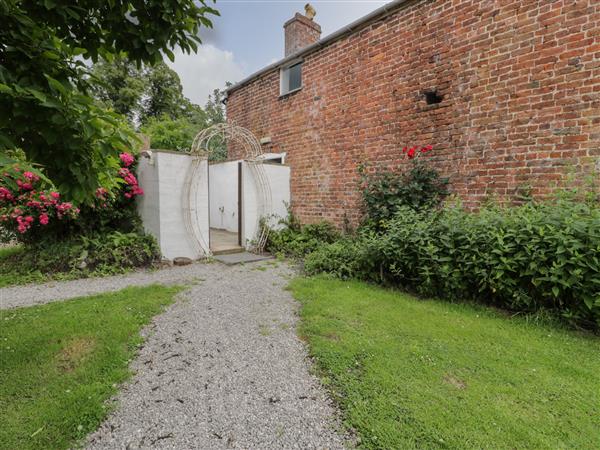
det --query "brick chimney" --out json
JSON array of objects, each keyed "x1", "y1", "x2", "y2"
[{"x1": 284, "y1": 6, "x2": 321, "y2": 57}]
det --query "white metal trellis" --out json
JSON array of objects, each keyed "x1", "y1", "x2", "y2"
[{"x1": 182, "y1": 123, "x2": 272, "y2": 255}]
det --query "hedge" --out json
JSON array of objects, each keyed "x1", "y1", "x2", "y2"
[{"x1": 305, "y1": 201, "x2": 600, "y2": 329}]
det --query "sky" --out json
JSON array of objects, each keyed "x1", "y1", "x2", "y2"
[{"x1": 167, "y1": 0, "x2": 387, "y2": 105}]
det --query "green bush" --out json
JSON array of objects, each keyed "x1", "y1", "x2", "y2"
[
  {"x1": 306, "y1": 200, "x2": 600, "y2": 329},
  {"x1": 0, "y1": 226, "x2": 14, "y2": 244},
  {"x1": 0, "y1": 231, "x2": 160, "y2": 287},
  {"x1": 304, "y1": 237, "x2": 377, "y2": 280},
  {"x1": 266, "y1": 220, "x2": 340, "y2": 258},
  {"x1": 358, "y1": 150, "x2": 449, "y2": 226}
]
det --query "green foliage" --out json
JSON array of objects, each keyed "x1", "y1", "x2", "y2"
[
  {"x1": 1, "y1": 153, "x2": 144, "y2": 244},
  {"x1": 0, "y1": 285, "x2": 181, "y2": 450},
  {"x1": 139, "y1": 85, "x2": 229, "y2": 159},
  {"x1": 204, "y1": 86, "x2": 230, "y2": 126},
  {"x1": 305, "y1": 200, "x2": 600, "y2": 329},
  {"x1": 266, "y1": 214, "x2": 340, "y2": 259},
  {"x1": 359, "y1": 158, "x2": 449, "y2": 226},
  {"x1": 292, "y1": 277, "x2": 600, "y2": 449},
  {"x1": 0, "y1": 232, "x2": 160, "y2": 287},
  {"x1": 141, "y1": 114, "x2": 207, "y2": 152},
  {"x1": 89, "y1": 57, "x2": 146, "y2": 122},
  {"x1": 303, "y1": 237, "x2": 376, "y2": 280},
  {"x1": 0, "y1": 226, "x2": 14, "y2": 244},
  {"x1": 140, "y1": 62, "x2": 194, "y2": 124},
  {"x1": 0, "y1": 0, "x2": 218, "y2": 203}
]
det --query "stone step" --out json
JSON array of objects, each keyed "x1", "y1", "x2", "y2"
[{"x1": 211, "y1": 247, "x2": 245, "y2": 256}]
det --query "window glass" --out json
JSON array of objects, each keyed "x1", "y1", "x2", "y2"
[{"x1": 288, "y1": 63, "x2": 302, "y2": 92}]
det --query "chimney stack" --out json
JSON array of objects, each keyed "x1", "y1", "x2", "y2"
[{"x1": 284, "y1": 4, "x2": 321, "y2": 57}]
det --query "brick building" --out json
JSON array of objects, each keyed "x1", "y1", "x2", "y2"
[{"x1": 225, "y1": 0, "x2": 600, "y2": 226}]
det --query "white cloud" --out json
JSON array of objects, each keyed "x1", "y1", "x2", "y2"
[{"x1": 166, "y1": 45, "x2": 245, "y2": 106}]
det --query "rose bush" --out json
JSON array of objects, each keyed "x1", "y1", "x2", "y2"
[
  {"x1": 0, "y1": 152, "x2": 143, "y2": 243},
  {"x1": 0, "y1": 165, "x2": 79, "y2": 239},
  {"x1": 358, "y1": 145, "x2": 449, "y2": 227}
]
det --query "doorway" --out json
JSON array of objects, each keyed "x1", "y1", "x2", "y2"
[{"x1": 208, "y1": 161, "x2": 244, "y2": 255}]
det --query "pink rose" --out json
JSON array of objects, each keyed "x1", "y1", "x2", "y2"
[
  {"x1": 23, "y1": 171, "x2": 39, "y2": 181},
  {"x1": 39, "y1": 213, "x2": 49, "y2": 225},
  {"x1": 119, "y1": 152, "x2": 135, "y2": 167}
]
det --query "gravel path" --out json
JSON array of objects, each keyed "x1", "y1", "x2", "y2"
[
  {"x1": 0, "y1": 262, "x2": 226, "y2": 310},
  {"x1": 61, "y1": 261, "x2": 346, "y2": 449}
]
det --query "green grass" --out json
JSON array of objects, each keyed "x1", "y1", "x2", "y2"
[
  {"x1": 0, "y1": 284, "x2": 182, "y2": 450},
  {"x1": 291, "y1": 277, "x2": 600, "y2": 449}
]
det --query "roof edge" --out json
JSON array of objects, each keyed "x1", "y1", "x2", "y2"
[{"x1": 226, "y1": 0, "x2": 410, "y2": 96}]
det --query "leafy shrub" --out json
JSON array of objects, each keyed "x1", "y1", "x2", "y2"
[
  {"x1": 307, "y1": 200, "x2": 600, "y2": 329},
  {"x1": 0, "y1": 152, "x2": 144, "y2": 244},
  {"x1": 0, "y1": 231, "x2": 160, "y2": 286},
  {"x1": 304, "y1": 237, "x2": 377, "y2": 280},
  {"x1": 0, "y1": 164, "x2": 80, "y2": 239},
  {"x1": 266, "y1": 220, "x2": 340, "y2": 258},
  {"x1": 0, "y1": 225, "x2": 15, "y2": 244},
  {"x1": 359, "y1": 145, "x2": 448, "y2": 226}
]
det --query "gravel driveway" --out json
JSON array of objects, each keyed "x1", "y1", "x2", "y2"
[{"x1": 28, "y1": 261, "x2": 347, "y2": 449}]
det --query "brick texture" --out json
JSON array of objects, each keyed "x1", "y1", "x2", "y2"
[
  {"x1": 227, "y1": 0, "x2": 600, "y2": 227},
  {"x1": 284, "y1": 13, "x2": 322, "y2": 57}
]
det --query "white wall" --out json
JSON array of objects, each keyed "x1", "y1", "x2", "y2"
[
  {"x1": 242, "y1": 162, "x2": 291, "y2": 248},
  {"x1": 138, "y1": 153, "x2": 290, "y2": 257},
  {"x1": 137, "y1": 151, "x2": 210, "y2": 259},
  {"x1": 137, "y1": 155, "x2": 160, "y2": 242},
  {"x1": 208, "y1": 161, "x2": 239, "y2": 232}
]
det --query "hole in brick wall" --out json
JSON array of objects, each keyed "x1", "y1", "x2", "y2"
[{"x1": 424, "y1": 89, "x2": 443, "y2": 105}]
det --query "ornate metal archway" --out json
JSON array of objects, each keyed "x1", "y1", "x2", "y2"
[{"x1": 182, "y1": 123, "x2": 272, "y2": 256}]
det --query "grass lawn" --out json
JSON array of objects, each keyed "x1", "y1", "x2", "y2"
[
  {"x1": 291, "y1": 277, "x2": 600, "y2": 449},
  {"x1": 0, "y1": 284, "x2": 182, "y2": 450}
]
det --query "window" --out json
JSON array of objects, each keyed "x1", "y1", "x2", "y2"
[{"x1": 280, "y1": 61, "x2": 302, "y2": 96}]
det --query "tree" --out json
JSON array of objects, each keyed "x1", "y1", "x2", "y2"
[
  {"x1": 204, "y1": 85, "x2": 230, "y2": 126},
  {"x1": 90, "y1": 58, "x2": 147, "y2": 122},
  {"x1": 0, "y1": 0, "x2": 218, "y2": 203},
  {"x1": 91, "y1": 58, "x2": 200, "y2": 127},
  {"x1": 140, "y1": 62, "x2": 190, "y2": 124}
]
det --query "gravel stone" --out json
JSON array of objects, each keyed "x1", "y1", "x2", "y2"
[
  {"x1": 1, "y1": 262, "x2": 221, "y2": 310},
  {"x1": 0, "y1": 261, "x2": 349, "y2": 448}
]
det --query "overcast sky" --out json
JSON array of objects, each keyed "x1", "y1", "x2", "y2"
[{"x1": 166, "y1": 0, "x2": 387, "y2": 105}]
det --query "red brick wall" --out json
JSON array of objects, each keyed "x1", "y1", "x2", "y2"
[{"x1": 227, "y1": 0, "x2": 600, "y2": 226}]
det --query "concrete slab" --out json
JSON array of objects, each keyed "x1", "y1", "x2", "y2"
[{"x1": 213, "y1": 252, "x2": 274, "y2": 265}]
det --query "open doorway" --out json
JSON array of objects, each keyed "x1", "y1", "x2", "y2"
[{"x1": 208, "y1": 161, "x2": 244, "y2": 254}]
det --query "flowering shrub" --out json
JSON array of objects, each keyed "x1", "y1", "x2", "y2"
[
  {"x1": 358, "y1": 145, "x2": 449, "y2": 226},
  {"x1": 0, "y1": 166, "x2": 79, "y2": 238},
  {"x1": 0, "y1": 152, "x2": 143, "y2": 242},
  {"x1": 115, "y1": 152, "x2": 144, "y2": 199}
]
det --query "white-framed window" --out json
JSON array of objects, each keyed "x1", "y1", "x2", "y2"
[
  {"x1": 280, "y1": 61, "x2": 302, "y2": 96},
  {"x1": 259, "y1": 152, "x2": 287, "y2": 164}
]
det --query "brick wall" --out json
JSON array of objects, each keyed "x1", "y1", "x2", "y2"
[{"x1": 227, "y1": 0, "x2": 600, "y2": 226}]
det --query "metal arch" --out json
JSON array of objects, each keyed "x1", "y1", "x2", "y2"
[{"x1": 183, "y1": 123, "x2": 272, "y2": 255}]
